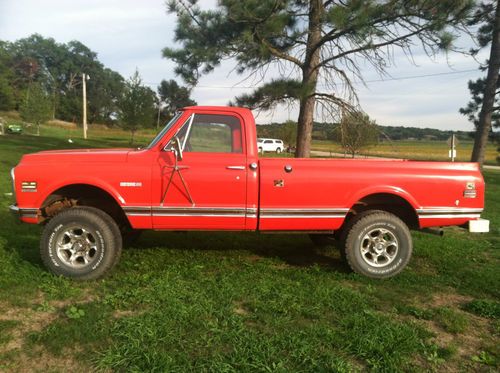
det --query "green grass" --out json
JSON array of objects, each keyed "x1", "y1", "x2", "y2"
[
  {"x1": 0, "y1": 122, "x2": 499, "y2": 371},
  {"x1": 312, "y1": 139, "x2": 499, "y2": 165}
]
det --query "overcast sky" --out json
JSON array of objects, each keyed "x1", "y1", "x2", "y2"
[{"x1": 0, "y1": 0, "x2": 490, "y2": 130}]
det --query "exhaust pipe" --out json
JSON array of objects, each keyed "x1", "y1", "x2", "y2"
[{"x1": 420, "y1": 228, "x2": 444, "y2": 236}]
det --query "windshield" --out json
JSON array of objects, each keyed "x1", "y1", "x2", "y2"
[{"x1": 146, "y1": 112, "x2": 182, "y2": 149}]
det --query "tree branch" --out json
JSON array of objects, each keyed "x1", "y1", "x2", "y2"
[
  {"x1": 254, "y1": 31, "x2": 304, "y2": 68},
  {"x1": 315, "y1": 27, "x2": 428, "y2": 72}
]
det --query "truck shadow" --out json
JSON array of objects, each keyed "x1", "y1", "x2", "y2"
[{"x1": 135, "y1": 231, "x2": 350, "y2": 273}]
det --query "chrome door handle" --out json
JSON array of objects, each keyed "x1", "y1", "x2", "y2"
[{"x1": 226, "y1": 166, "x2": 245, "y2": 170}]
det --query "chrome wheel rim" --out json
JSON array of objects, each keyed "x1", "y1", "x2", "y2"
[
  {"x1": 360, "y1": 228, "x2": 398, "y2": 267},
  {"x1": 55, "y1": 225, "x2": 100, "y2": 268}
]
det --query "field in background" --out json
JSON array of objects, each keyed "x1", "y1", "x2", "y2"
[
  {"x1": 313, "y1": 140, "x2": 498, "y2": 164},
  {"x1": 2, "y1": 111, "x2": 497, "y2": 164},
  {"x1": 0, "y1": 115, "x2": 499, "y2": 371}
]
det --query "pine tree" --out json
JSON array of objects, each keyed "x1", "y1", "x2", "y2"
[{"x1": 164, "y1": 0, "x2": 474, "y2": 157}]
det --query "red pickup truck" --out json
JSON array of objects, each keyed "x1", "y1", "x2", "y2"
[{"x1": 10, "y1": 106, "x2": 489, "y2": 280}]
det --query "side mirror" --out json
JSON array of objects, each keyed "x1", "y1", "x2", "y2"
[{"x1": 171, "y1": 136, "x2": 183, "y2": 161}]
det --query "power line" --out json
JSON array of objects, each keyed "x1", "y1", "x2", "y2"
[{"x1": 142, "y1": 68, "x2": 480, "y2": 90}]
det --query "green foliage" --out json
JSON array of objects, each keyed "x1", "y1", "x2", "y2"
[
  {"x1": 460, "y1": 76, "x2": 500, "y2": 130},
  {"x1": 19, "y1": 83, "x2": 52, "y2": 135},
  {"x1": 118, "y1": 70, "x2": 156, "y2": 143},
  {"x1": 65, "y1": 306, "x2": 85, "y2": 319},
  {"x1": 471, "y1": 351, "x2": 496, "y2": 366},
  {"x1": 433, "y1": 307, "x2": 468, "y2": 334},
  {"x1": 280, "y1": 120, "x2": 297, "y2": 147},
  {"x1": 1, "y1": 34, "x2": 125, "y2": 124},
  {"x1": 336, "y1": 111, "x2": 379, "y2": 157},
  {"x1": 0, "y1": 77, "x2": 14, "y2": 111},
  {"x1": 231, "y1": 79, "x2": 304, "y2": 111},
  {"x1": 0, "y1": 45, "x2": 15, "y2": 110},
  {"x1": 463, "y1": 299, "x2": 500, "y2": 319},
  {"x1": 157, "y1": 79, "x2": 196, "y2": 121}
]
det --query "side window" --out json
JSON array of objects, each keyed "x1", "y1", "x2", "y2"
[
  {"x1": 264, "y1": 140, "x2": 273, "y2": 144},
  {"x1": 174, "y1": 114, "x2": 243, "y2": 153}
]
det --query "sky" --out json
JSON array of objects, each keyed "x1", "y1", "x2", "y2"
[{"x1": 0, "y1": 0, "x2": 491, "y2": 131}]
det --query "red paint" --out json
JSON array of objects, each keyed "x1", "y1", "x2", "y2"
[{"x1": 11, "y1": 106, "x2": 486, "y2": 232}]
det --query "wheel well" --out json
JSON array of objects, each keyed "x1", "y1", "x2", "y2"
[
  {"x1": 40, "y1": 184, "x2": 130, "y2": 230},
  {"x1": 346, "y1": 193, "x2": 419, "y2": 230}
]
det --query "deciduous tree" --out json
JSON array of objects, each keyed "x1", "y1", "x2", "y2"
[{"x1": 335, "y1": 111, "x2": 379, "y2": 158}]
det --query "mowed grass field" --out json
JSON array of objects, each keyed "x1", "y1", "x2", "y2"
[
  {"x1": 312, "y1": 140, "x2": 498, "y2": 164},
  {"x1": 0, "y1": 121, "x2": 499, "y2": 372}
]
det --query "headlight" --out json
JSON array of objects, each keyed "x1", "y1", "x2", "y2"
[{"x1": 10, "y1": 167, "x2": 16, "y2": 202}]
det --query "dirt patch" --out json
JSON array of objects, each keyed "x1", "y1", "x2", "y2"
[
  {"x1": 429, "y1": 291, "x2": 473, "y2": 309},
  {"x1": 1, "y1": 348, "x2": 94, "y2": 373},
  {"x1": 401, "y1": 291, "x2": 494, "y2": 372},
  {"x1": 112, "y1": 309, "x2": 145, "y2": 318},
  {"x1": 0, "y1": 291, "x2": 97, "y2": 371},
  {"x1": 233, "y1": 301, "x2": 250, "y2": 316},
  {"x1": 0, "y1": 304, "x2": 57, "y2": 353}
]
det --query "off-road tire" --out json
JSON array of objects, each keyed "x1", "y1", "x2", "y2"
[
  {"x1": 344, "y1": 211, "x2": 412, "y2": 279},
  {"x1": 40, "y1": 206, "x2": 122, "y2": 280}
]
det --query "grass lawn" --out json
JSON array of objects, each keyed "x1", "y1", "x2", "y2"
[
  {"x1": 312, "y1": 139, "x2": 499, "y2": 165},
  {"x1": 0, "y1": 124, "x2": 499, "y2": 372}
]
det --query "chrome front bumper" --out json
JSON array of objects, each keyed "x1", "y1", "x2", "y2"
[
  {"x1": 9, "y1": 205, "x2": 38, "y2": 220},
  {"x1": 9, "y1": 204, "x2": 20, "y2": 217}
]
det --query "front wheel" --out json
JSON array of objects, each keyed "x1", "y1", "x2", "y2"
[
  {"x1": 344, "y1": 211, "x2": 412, "y2": 279},
  {"x1": 40, "y1": 207, "x2": 122, "y2": 280}
]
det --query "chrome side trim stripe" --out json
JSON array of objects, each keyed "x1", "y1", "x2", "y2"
[
  {"x1": 417, "y1": 207, "x2": 483, "y2": 220},
  {"x1": 124, "y1": 206, "x2": 349, "y2": 219},
  {"x1": 260, "y1": 214, "x2": 346, "y2": 219},
  {"x1": 419, "y1": 214, "x2": 481, "y2": 219},
  {"x1": 260, "y1": 208, "x2": 348, "y2": 219},
  {"x1": 417, "y1": 208, "x2": 483, "y2": 214}
]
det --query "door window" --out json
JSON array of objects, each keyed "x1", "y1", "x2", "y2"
[{"x1": 173, "y1": 114, "x2": 243, "y2": 153}]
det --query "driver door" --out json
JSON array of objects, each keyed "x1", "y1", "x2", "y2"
[{"x1": 152, "y1": 112, "x2": 248, "y2": 230}]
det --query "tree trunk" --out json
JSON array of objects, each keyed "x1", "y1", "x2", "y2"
[
  {"x1": 295, "y1": 95, "x2": 316, "y2": 157},
  {"x1": 295, "y1": 0, "x2": 323, "y2": 158},
  {"x1": 471, "y1": 0, "x2": 500, "y2": 165}
]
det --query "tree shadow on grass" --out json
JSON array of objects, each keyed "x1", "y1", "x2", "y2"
[{"x1": 133, "y1": 230, "x2": 350, "y2": 274}]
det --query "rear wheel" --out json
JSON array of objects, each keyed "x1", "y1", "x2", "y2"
[
  {"x1": 343, "y1": 211, "x2": 412, "y2": 279},
  {"x1": 258, "y1": 147, "x2": 263, "y2": 153},
  {"x1": 276, "y1": 147, "x2": 282, "y2": 154},
  {"x1": 40, "y1": 207, "x2": 122, "y2": 280}
]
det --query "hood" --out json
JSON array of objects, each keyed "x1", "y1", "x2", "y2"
[{"x1": 20, "y1": 148, "x2": 133, "y2": 164}]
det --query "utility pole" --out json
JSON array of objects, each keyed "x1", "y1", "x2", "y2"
[
  {"x1": 157, "y1": 102, "x2": 162, "y2": 129},
  {"x1": 82, "y1": 73, "x2": 88, "y2": 139}
]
